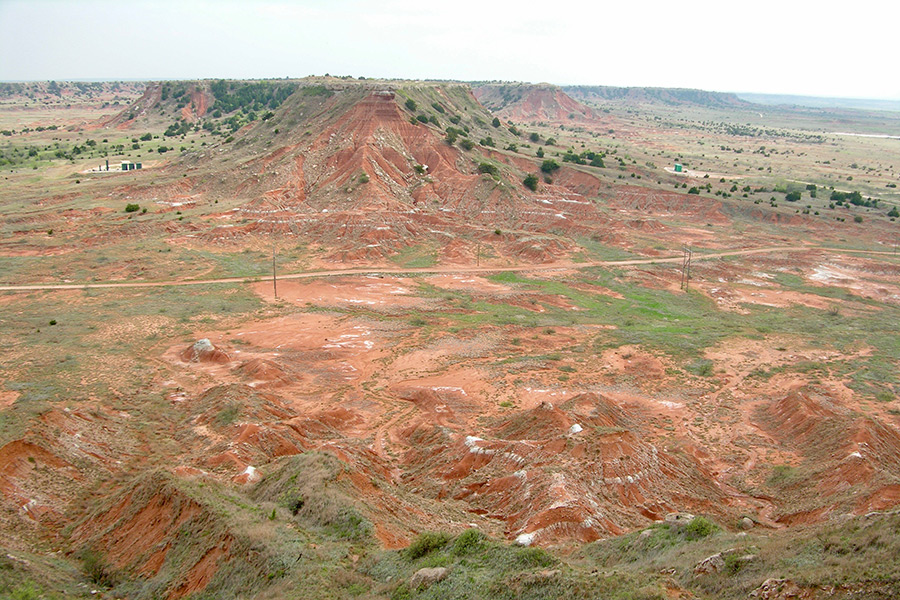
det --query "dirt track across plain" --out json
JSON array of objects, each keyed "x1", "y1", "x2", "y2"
[{"x1": 0, "y1": 245, "x2": 894, "y2": 292}]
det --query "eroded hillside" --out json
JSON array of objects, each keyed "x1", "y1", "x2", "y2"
[{"x1": 1, "y1": 77, "x2": 900, "y2": 600}]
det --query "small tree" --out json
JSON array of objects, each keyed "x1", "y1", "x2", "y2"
[
  {"x1": 405, "y1": 98, "x2": 417, "y2": 111},
  {"x1": 491, "y1": 117, "x2": 501, "y2": 128},
  {"x1": 785, "y1": 191, "x2": 801, "y2": 202},
  {"x1": 536, "y1": 147, "x2": 544, "y2": 158},
  {"x1": 540, "y1": 159, "x2": 560, "y2": 174},
  {"x1": 523, "y1": 174, "x2": 539, "y2": 191},
  {"x1": 478, "y1": 162, "x2": 498, "y2": 176}
]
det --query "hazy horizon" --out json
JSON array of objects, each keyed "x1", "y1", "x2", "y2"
[{"x1": 2, "y1": 0, "x2": 898, "y2": 101}]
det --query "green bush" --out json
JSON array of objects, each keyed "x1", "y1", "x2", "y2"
[
  {"x1": 478, "y1": 163, "x2": 499, "y2": 176},
  {"x1": 405, "y1": 98, "x2": 417, "y2": 111},
  {"x1": 683, "y1": 516, "x2": 718, "y2": 540},
  {"x1": 523, "y1": 174, "x2": 539, "y2": 191},
  {"x1": 125, "y1": 203, "x2": 140, "y2": 213},
  {"x1": 9, "y1": 581, "x2": 41, "y2": 600},
  {"x1": 515, "y1": 546, "x2": 556, "y2": 568},
  {"x1": 540, "y1": 159, "x2": 560, "y2": 174},
  {"x1": 405, "y1": 532, "x2": 451, "y2": 560},
  {"x1": 80, "y1": 549, "x2": 117, "y2": 587},
  {"x1": 453, "y1": 529, "x2": 485, "y2": 555}
]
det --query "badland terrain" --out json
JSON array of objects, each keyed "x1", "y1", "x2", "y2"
[{"x1": 1, "y1": 76, "x2": 900, "y2": 599}]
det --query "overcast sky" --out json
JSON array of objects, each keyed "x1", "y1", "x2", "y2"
[{"x1": 1, "y1": 0, "x2": 897, "y2": 99}]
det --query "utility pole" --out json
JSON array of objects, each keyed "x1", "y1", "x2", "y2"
[
  {"x1": 680, "y1": 245, "x2": 692, "y2": 291},
  {"x1": 272, "y1": 238, "x2": 277, "y2": 299}
]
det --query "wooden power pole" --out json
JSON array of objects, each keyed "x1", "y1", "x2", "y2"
[{"x1": 681, "y1": 245, "x2": 692, "y2": 291}]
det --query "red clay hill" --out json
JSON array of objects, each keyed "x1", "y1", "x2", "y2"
[{"x1": 473, "y1": 83, "x2": 597, "y2": 122}]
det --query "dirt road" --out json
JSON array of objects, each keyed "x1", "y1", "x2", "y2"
[{"x1": 0, "y1": 245, "x2": 892, "y2": 292}]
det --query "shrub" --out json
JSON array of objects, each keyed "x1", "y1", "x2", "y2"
[
  {"x1": 452, "y1": 529, "x2": 485, "y2": 555},
  {"x1": 523, "y1": 173, "x2": 539, "y2": 191},
  {"x1": 140, "y1": 132, "x2": 152, "y2": 141},
  {"x1": 492, "y1": 117, "x2": 501, "y2": 127},
  {"x1": 854, "y1": 215, "x2": 863, "y2": 223},
  {"x1": 405, "y1": 532, "x2": 451, "y2": 560},
  {"x1": 478, "y1": 162, "x2": 498, "y2": 176},
  {"x1": 460, "y1": 139, "x2": 474, "y2": 150},
  {"x1": 688, "y1": 187, "x2": 700, "y2": 194},
  {"x1": 416, "y1": 114, "x2": 428, "y2": 123},
  {"x1": 536, "y1": 147, "x2": 544, "y2": 158},
  {"x1": 125, "y1": 203, "x2": 140, "y2": 213},
  {"x1": 405, "y1": 98, "x2": 417, "y2": 111},
  {"x1": 515, "y1": 547, "x2": 556, "y2": 568},
  {"x1": 540, "y1": 159, "x2": 560, "y2": 173},
  {"x1": 529, "y1": 132, "x2": 540, "y2": 142},
  {"x1": 80, "y1": 549, "x2": 117, "y2": 587},
  {"x1": 683, "y1": 516, "x2": 718, "y2": 540},
  {"x1": 431, "y1": 102, "x2": 445, "y2": 113},
  {"x1": 785, "y1": 190, "x2": 801, "y2": 202},
  {"x1": 888, "y1": 207, "x2": 899, "y2": 218},
  {"x1": 413, "y1": 164, "x2": 426, "y2": 174}
]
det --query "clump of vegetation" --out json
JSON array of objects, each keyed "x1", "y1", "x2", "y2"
[
  {"x1": 478, "y1": 162, "x2": 499, "y2": 176},
  {"x1": 124, "y1": 203, "x2": 140, "y2": 213},
  {"x1": 523, "y1": 173, "x2": 539, "y2": 191},
  {"x1": 683, "y1": 516, "x2": 718, "y2": 540},
  {"x1": 406, "y1": 532, "x2": 451, "y2": 560},
  {"x1": 452, "y1": 529, "x2": 486, "y2": 555},
  {"x1": 540, "y1": 159, "x2": 560, "y2": 173},
  {"x1": 79, "y1": 549, "x2": 117, "y2": 588}
]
